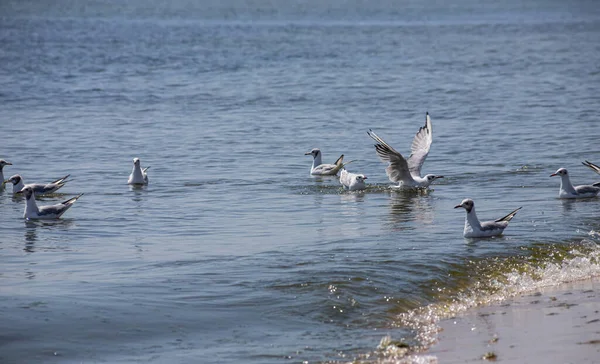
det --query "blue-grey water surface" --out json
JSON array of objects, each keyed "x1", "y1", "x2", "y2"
[{"x1": 1, "y1": 0, "x2": 600, "y2": 363}]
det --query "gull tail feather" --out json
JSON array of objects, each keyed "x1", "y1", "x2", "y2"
[
  {"x1": 51, "y1": 174, "x2": 71, "y2": 184},
  {"x1": 593, "y1": 182, "x2": 600, "y2": 187},
  {"x1": 495, "y1": 206, "x2": 522, "y2": 223},
  {"x1": 62, "y1": 193, "x2": 84, "y2": 206},
  {"x1": 143, "y1": 166, "x2": 150, "y2": 173},
  {"x1": 583, "y1": 160, "x2": 600, "y2": 175}
]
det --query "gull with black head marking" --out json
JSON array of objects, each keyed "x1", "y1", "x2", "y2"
[
  {"x1": 340, "y1": 169, "x2": 367, "y2": 191},
  {"x1": 454, "y1": 199, "x2": 522, "y2": 238},
  {"x1": 550, "y1": 167, "x2": 600, "y2": 199},
  {"x1": 305, "y1": 148, "x2": 346, "y2": 176},
  {"x1": 367, "y1": 112, "x2": 443, "y2": 189},
  {"x1": 5, "y1": 174, "x2": 70, "y2": 195},
  {"x1": 128, "y1": 158, "x2": 150, "y2": 185},
  {"x1": 0, "y1": 159, "x2": 12, "y2": 187},
  {"x1": 16, "y1": 186, "x2": 83, "y2": 220}
]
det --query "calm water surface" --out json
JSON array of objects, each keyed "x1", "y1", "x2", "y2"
[{"x1": 1, "y1": 1, "x2": 600, "y2": 363}]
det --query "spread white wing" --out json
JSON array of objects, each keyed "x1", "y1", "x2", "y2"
[
  {"x1": 407, "y1": 113, "x2": 433, "y2": 177},
  {"x1": 367, "y1": 129, "x2": 415, "y2": 185}
]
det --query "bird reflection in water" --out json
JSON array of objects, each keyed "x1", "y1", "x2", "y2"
[
  {"x1": 386, "y1": 188, "x2": 435, "y2": 231},
  {"x1": 24, "y1": 220, "x2": 38, "y2": 253},
  {"x1": 23, "y1": 219, "x2": 75, "y2": 253}
]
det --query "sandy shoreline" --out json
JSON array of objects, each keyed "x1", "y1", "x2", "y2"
[{"x1": 428, "y1": 277, "x2": 600, "y2": 363}]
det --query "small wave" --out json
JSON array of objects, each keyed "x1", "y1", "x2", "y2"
[
  {"x1": 392, "y1": 240, "x2": 598, "y2": 361},
  {"x1": 351, "y1": 240, "x2": 600, "y2": 363}
]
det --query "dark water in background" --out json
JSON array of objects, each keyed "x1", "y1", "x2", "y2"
[{"x1": 1, "y1": 0, "x2": 600, "y2": 363}]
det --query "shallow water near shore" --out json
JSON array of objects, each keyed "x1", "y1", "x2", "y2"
[{"x1": 1, "y1": 0, "x2": 600, "y2": 363}]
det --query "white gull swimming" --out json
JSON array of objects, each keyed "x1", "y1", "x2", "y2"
[
  {"x1": 339, "y1": 169, "x2": 367, "y2": 191},
  {"x1": 5, "y1": 174, "x2": 70, "y2": 195},
  {"x1": 454, "y1": 198, "x2": 522, "y2": 238},
  {"x1": 367, "y1": 112, "x2": 443, "y2": 189},
  {"x1": 550, "y1": 167, "x2": 600, "y2": 199},
  {"x1": 17, "y1": 186, "x2": 83, "y2": 220},
  {"x1": 305, "y1": 148, "x2": 345, "y2": 176},
  {"x1": 128, "y1": 158, "x2": 150, "y2": 185}
]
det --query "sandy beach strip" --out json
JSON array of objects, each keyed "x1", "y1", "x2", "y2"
[{"x1": 429, "y1": 276, "x2": 600, "y2": 363}]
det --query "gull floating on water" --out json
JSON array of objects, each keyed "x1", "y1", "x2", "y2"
[
  {"x1": 550, "y1": 167, "x2": 600, "y2": 198},
  {"x1": 340, "y1": 169, "x2": 367, "y2": 191},
  {"x1": 5, "y1": 174, "x2": 70, "y2": 195},
  {"x1": 128, "y1": 158, "x2": 150, "y2": 185},
  {"x1": 16, "y1": 186, "x2": 83, "y2": 219},
  {"x1": 582, "y1": 160, "x2": 600, "y2": 176},
  {"x1": 305, "y1": 148, "x2": 345, "y2": 176},
  {"x1": 367, "y1": 112, "x2": 443, "y2": 189},
  {"x1": 0, "y1": 159, "x2": 12, "y2": 187},
  {"x1": 454, "y1": 199, "x2": 522, "y2": 238}
]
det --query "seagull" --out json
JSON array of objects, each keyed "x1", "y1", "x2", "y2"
[
  {"x1": 0, "y1": 159, "x2": 12, "y2": 187},
  {"x1": 16, "y1": 186, "x2": 83, "y2": 220},
  {"x1": 5, "y1": 174, "x2": 70, "y2": 195},
  {"x1": 367, "y1": 112, "x2": 443, "y2": 189},
  {"x1": 454, "y1": 199, "x2": 522, "y2": 238},
  {"x1": 340, "y1": 169, "x2": 367, "y2": 191},
  {"x1": 305, "y1": 148, "x2": 345, "y2": 176},
  {"x1": 128, "y1": 158, "x2": 149, "y2": 185},
  {"x1": 550, "y1": 167, "x2": 600, "y2": 198},
  {"x1": 582, "y1": 160, "x2": 600, "y2": 176}
]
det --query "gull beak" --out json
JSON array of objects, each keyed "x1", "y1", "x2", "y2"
[
  {"x1": 304, "y1": 152, "x2": 311, "y2": 155},
  {"x1": 454, "y1": 204, "x2": 463, "y2": 209},
  {"x1": 550, "y1": 173, "x2": 557, "y2": 177},
  {"x1": 363, "y1": 176, "x2": 367, "y2": 179},
  {"x1": 15, "y1": 190, "x2": 23, "y2": 195},
  {"x1": 5, "y1": 162, "x2": 12, "y2": 165},
  {"x1": 435, "y1": 175, "x2": 444, "y2": 179}
]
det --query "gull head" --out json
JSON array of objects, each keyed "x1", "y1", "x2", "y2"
[
  {"x1": 304, "y1": 148, "x2": 321, "y2": 159},
  {"x1": 355, "y1": 175, "x2": 367, "y2": 182},
  {"x1": 0, "y1": 160, "x2": 12, "y2": 169},
  {"x1": 550, "y1": 168, "x2": 568, "y2": 178},
  {"x1": 425, "y1": 174, "x2": 444, "y2": 185},
  {"x1": 454, "y1": 198, "x2": 474, "y2": 213},
  {"x1": 16, "y1": 186, "x2": 34, "y2": 199},
  {"x1": 5, "y1": 174, "x2": 21, "y2": 185},
  {"x1": 133, "y1": 158, "x2": 141, "y2": 166}
]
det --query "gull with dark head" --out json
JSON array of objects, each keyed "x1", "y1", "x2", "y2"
[
  {"x1": 454, "y1": 199, "x2": 522, "y2": 238},
  {"x1": 5, "y1": 174, "x2": 70, "y2": 195},
  {"x1": 367, "y1": 112, "x2": 443, "y2": 189},
  {"x1": 305, "y1": 148, "x2": 345, "y2": 176},
  {"x1": 340, "y1": 169, "x2": 367, "y2": 191},
  {"x1": 550, "y1": 167, "x2": 600, "y2": 198},
  {"x1": 16, "y1": 186, "x2": 83, "y2": 220},
  {"x1": 128, "y1": 158, "x2": 150, "y2": 185},
  {"x1": 0, "y1": 159, "x2": 12, "y2": 187}
]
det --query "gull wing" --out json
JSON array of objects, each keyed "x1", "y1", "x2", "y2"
[
  {"x1": 50, "y1": 174, "x2": 70, "y2": 184},
  {"x1": 38, "y1": 193, "x2": 84, "y2": 218},
  {"x1": 339, "y1": 169, "x2": 351, "y2": 187},
  {"x1": 407, "y1": 112, "x2": 433, "y2": 177},
  {"x1": 495, "y1": 206, "x2": 522, "y2": 223},
  {"x1": 583, "y1": 160, "x2": 600, "y2": 175},
  {"x1": 367, "y1": 129, "x2": 414, "y2": 185},
  {"x1": 575, "y1": 185, "x2": 600, "y2": 195}
]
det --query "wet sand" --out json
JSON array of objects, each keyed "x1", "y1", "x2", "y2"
[{"x1": 430, "y1": 277, "x2": 600, "y2": 363}]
